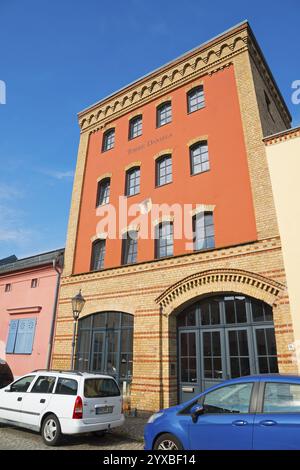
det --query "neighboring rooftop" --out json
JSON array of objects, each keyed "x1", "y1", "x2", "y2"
[
  {"x1": 0, "y1": 255, "x2": 18, "y2": 267},
  {"x1": 0, "y1": 248, "x2": 64, "y2": 275},
  {"x1": 264, "y1": 126, "x2": 300, "y2": 145}
]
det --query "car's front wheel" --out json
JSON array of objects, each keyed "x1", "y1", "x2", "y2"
[
  {"x1": 153, "y1": 433, "x2": 183, "y2": 450},
  {"x1": 41, "y1": 414, "x2": 62, "y2": 446}
]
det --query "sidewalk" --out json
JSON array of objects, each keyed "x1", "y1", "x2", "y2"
[{"x1": 112, "y1": 416, "x2": 148, "y2": 442}]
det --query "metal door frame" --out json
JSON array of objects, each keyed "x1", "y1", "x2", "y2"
[
  {"x1": 200, "y1": 328, "x2": 227, "y2": 390},
  {"x1": 91, "y1": 330, "x2": 105, "y2": 372},
  {"x1": 224, "y1": 326, "x2": 256, "y2": 378},
  {"x1": 178, "y1": 329, "x2": 200, "y2": 400}
]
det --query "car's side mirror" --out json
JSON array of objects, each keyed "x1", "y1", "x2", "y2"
[
  {"x1": 191, "y1": 404, "x2": 204, "y2": 423},
  {"x1": 5, "y1": 387, "x2": 12, "y2": 392}
]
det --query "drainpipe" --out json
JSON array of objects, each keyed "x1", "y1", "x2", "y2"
[
  {"x1": 159, "y1": 304, "x2": 164, "y2": 411},
  {"x1": 46, "y1": 255, "x2": 62, "y2": 370}
]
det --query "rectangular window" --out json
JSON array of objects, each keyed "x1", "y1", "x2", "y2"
[
  {"x1": 122, "y1": 231, "x2": 138, "y2": 265},
  {"x1": 193, "y1": 212, "x2": 215, "y2": 251},
  {"x1": 126, "y1": 167, "x2": 140, "y2": 196},
  {"x1": 31, "y1": 278, "x2": 38, "y2": 288},
  {"x1": 129, "y1": 115, "x2": 142, "y2": 139},
  {"x1": 91, "y1": 239, "x2": 106, "y2": 271},
  {"x1": 5, "y1": 283, "x2": 11, "y2": 292},
  {"x1": 263, "y1": 382, "x2": 300, "y2": 413},
  {"x1": 157, "y1": 102, "x2": 172, "y2": 127},
  {"x1": 55, "y1": 378, "x2": 78, "y2": 396},
  {"x1": 203, "y1": 383, "x2": 253, "y2": 414},
  {"x1": 156, "y1": 155, "x2": 172, "y2": 186},
  {"x1": 156, "y1": 222, "x2": 173, "y2": 259},
  {"x1": 190, "y1": 141, "x2": 210, "y2": 175},
  {"x1": 255, "y1": 327, "x2": 278, "y2": 374},
  {"x1": 6, "y1": 318, "x2": 37, "y2": 354},
  {"x1": 84, "y1": 378, "x2": 120, "y2": 398},
  {"x1": 31, "y1": 376, "x2": 56, "y2": 393}
]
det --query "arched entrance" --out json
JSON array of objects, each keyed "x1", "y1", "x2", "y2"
[
  {"x1": 75, "y1": 311, "x2": 133, "y2": 384},
  {"x1": 177, "y1": 294, "x2": 278, "y2": 402}
]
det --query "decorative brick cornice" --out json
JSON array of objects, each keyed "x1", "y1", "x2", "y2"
[
  {"x1": 156, "y1": 268, "x2": 286, "y2": 315},
  {"x1": 263, "y1": 126, "x2": 300, "y2": 146},
  {"x1": 78, "y1": 26, "x2": 249, "y2": 133},
  {"x1": 77, "y1": 22, "x2": 290, "y2": 134}
]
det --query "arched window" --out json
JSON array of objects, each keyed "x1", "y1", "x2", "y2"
[
  {"x1": 102, "y1": 128, "x2": 115, "y2": 152},
  {"x1": 125, "y1": 166, "x2": 140, "y2": 196},
  {"x1": 96, "y1": 178, "x2": 110, "y2": 206},
  {"x1": 190, "y1": 141, "x2": 210, "y2": 175},
  {"x1": 193, "y1": 211, "x2": 215, "y2": 251},
  {"x1": 129, "y1": 115, "x2": 142, "y2": 139},
  {"x1": 187, "y1": 86, "x2": 205, "y2": 113},
  {"x1": 156, "y1": 154, "x2": 172, "y2": 187},
  {"x1": 122, "y1": 230, "x2": 138, "y2": 265},
  {"x1": 157, "y1": 101, "x2": 172, "y2": 127},
  {"x1": 76, "y1": 312, "x2": 134, "y2": 382},
  {"x1": 155, "y1": 221, "x2": 173, "y2": 259},
  {"x1": 90, "y1": 239, "x2": 106, "y2": 271}
]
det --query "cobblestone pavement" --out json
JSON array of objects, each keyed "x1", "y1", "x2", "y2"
[{"x1": 0, "y1": 417, "x2": 147, "y2": 450}]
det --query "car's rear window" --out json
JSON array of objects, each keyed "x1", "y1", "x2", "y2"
[
  {"x1": 55, "y1": 378, "x2": 78, "y2": 396},
  {"x1": 84, "y1": 378, "x2": 120, "y2": 398}
]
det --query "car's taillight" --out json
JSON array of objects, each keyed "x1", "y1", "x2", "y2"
[{"x1": 72, "y1": 396, "x2": 83, "y2": 419}]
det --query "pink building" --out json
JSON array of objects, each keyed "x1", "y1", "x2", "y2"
[{"x1": 0, "y1": 249, "x2": 64, "y2": 378}]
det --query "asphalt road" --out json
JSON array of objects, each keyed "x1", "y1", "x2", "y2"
[{"x1": 0, "y1": 424, "x2": 144, "y2": 450}]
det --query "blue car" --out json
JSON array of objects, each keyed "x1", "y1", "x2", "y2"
[{"x1": 144, "y1": 374, "x2": 300, "y2": 450}]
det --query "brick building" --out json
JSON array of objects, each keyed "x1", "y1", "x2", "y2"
[{"x1": 51, "y1": 21, "x2": 297, "y2": 412}]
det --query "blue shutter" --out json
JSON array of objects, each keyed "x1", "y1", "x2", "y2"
[
  {"x1": 14, "y1": 318, "x2": 36, "y2": 354},
  {"x1": 6, "y1": 320, "x2": 19, "y2": 353}
]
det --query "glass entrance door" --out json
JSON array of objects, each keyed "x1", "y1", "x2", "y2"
[
  {"x1": 201, "y1": 329, "x2": 226, "y2": 391},
  {"x1": 226, "y1": 328, "x2": 253, "y2": 379},
  {"x1": 179, "y1": 331, "x2": 201, "y2": 403},
  {"x1": 177, "y1": 295, "x2": 279, "y2": 403},
  {"x1": 91, "y1": 331, "x2": 105, "y2": 372}
]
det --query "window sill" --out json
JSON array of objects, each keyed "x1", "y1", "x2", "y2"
[
  {"x1": 187, "y1": 105, "x2": 206, "y2": 115},
  {"x1": 190, "y1": 168, "x2": 210, "y2": 177},
  {"x1": 156, "y1": 120, "x2": 172, "y2": 129},
  {"x1": 155, "y1": 181, "x2": 173, "y2": 189},
  {"x1": 125, "y1": 192, "x2": 141, "y2": 199},
  {"x1": 128, "y1": 134, "x2": 142, "y2": 141}
]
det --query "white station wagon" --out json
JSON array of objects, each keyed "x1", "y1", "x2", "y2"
[{"x1": 0, "y1": 370, "x2": 125, "y2": 445}]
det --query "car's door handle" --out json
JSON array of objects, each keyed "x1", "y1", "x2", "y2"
[
  {"x1": 17, "y1": 397, "x2": 22, "y2": 402},
  {"x1": 259, "y1": 420, "x2": 277, "y2": 426},
  {"x1": 232, "y1": 420, "x2": 248, "y2": 426},
  {"x1": 40, "y1": 399, "x2": 46, "y2": 404}
]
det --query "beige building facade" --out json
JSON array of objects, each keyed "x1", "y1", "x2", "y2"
[{"x1": 265, "y1": 127, "x2": 300, "y2": 353}]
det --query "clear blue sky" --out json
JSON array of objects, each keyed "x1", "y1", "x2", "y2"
[{"x1": 0, "y1": 0, "x2": 299, "y2": 260}]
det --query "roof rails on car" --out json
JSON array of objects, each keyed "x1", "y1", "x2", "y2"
[{"x1": 31, "y1": 369, "x2": 83, "y2": 376}]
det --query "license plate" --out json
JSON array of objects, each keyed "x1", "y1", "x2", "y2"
[{"x1": 96, "y1": 405, "x2": 114, "y2": 415}]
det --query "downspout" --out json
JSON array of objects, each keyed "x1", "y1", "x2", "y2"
[
  {"x1": 46, "y1": 256, "x2": 62, "y2": 370},
  {"x1": 159, "y1": 304, "x2": 164, "y2": 411}
]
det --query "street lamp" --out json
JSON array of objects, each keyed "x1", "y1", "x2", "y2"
[{"x1": 71, "y1": 290, "x2": 85, "y2": 370}]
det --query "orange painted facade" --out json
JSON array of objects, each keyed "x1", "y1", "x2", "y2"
[{"x1": 74, "y1": 66, "x2": 257, "y2": 274}]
